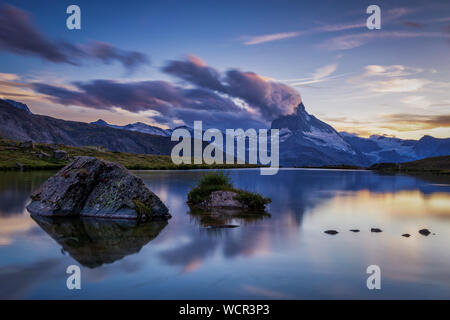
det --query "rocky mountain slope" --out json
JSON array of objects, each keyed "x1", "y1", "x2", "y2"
[
  {"x1": 272, "y1": 103, "x2": 368, "y2": 166},
  {"x1": 1, "y1": 98, "x2": 449, "y2": 166},
  {"x1": 0, "y1": 99, "x2": 175, "y2": 155},
  {"x1": 91, "y1": 119, "x2": 171, "y2": 137},
  {"x1": 341, "y1": 132, "x2": 450, "y2": 164}
]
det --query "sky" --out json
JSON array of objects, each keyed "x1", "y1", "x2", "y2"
[{"x1": 0, "y1": 0, "x2": 449, "y2": 139}]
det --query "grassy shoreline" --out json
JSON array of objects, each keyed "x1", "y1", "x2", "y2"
[
  {"x1": 0, "y1": 138, "x2": 261, "y2": 171},
  {"x1": 369, "y1": 156, "x2": 450, "y2": 175},
  {"x1": 1, "y1": 138, "x2": 448, "y2": 174}
]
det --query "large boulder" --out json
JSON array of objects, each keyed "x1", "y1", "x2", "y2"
[
  {"x1": 53, "y1": 149, "x2": 68, "y2": 160},
  {"x1": 27, "y1": 156, "x2": 170, "y2": 220},
  {"x1": 19, "y1": 140, "x2": 34, "y2": 149}
]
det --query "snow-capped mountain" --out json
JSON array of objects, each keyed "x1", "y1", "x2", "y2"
[
  {"x1": 341, "y1": 132, "x2": 450, "y2": 164},
  {"x1": 91, "y1": 119, "x2": 171, "y2": 136},
  {"x1": 271, "y1": 103, "x2": 368, "y2": 166},
  {"x1": 166, "y1": 125, "x2": 196, "y2": 136},
  {"x1": 270, "y1": 102, "x2": 450, "y2": 166},
  {"x1": 4, "y1": 97, "x2": 447, "y2": 167}
]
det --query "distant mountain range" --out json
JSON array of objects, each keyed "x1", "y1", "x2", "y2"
[
  {"x1": 340, "y1": 132, "x2": 450, "y2": 164},
  {"x1": 1, "y1": 98, "x2": 449, "y2": 166},
  {"x1": 90, "y1": 119, "x2": 195, "y2": 137},
  {"x1": 91, "y1": 119, "x2": 172, "y2": 137},
  {"x1": 0, "y1": 99, "x2": 175, "y2": 155},
  {"x1": 271, "y1": 102, "x2": 450, "y2": 166}
]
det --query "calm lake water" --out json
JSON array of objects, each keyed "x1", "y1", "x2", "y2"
[{"x1": 0, "y1": 169, "x2": 449, "y2": 299}]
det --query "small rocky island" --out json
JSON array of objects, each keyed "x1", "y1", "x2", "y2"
[
  {"x1": 27, "y1": 156, "x2": 170, "y2": 221},
  {"x1": 187, "y1": 171, "x2": 271, "y2": 211}
]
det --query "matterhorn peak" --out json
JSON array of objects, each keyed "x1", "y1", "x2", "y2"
[{"x1": 296, "y1": 102, "x2": 306, "y2": 114}]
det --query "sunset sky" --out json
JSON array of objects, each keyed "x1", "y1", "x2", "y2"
[{"x1": 0, "y1": 0, "x2": 449, "y2": 139}]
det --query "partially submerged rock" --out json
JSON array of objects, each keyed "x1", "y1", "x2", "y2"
[
  {"x1": 27, "y1": 156, "x2": 170, "y2": 220},
  {"x1": 200, "y1": 190, "x2": 250, "y2": 209},
  {"x1": 350, "y1": 229, "x2": 360, "y2": 232},
  {"x1": 324, "y1": 230, "x2": 338, "y2": 235},
  {"x1": 402, "y1": 233, "x2": 411, "y2": 237},
  {"x1": 187, "y1": 172, "x2": 271, "y2": 211},
  {"x1": 418, "y1": 228, "x2": 431, "y2": 236},
  {"x1": 371, "y1": 228, "x2": 382, "y2": 233}
]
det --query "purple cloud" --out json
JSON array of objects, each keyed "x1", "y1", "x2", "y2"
[
  {"x1": 163, "y1": 56, "x2": 301, "y2": 120},
  {"x1": 32, "y1": 79, "x2": 265, "y2": 130},
  {"x1": 0, "y1": 5, "x2": 149, "y2": 71},
  {"x1": 163, "y1": 56, "x2": 224, "y2": 91},
  {"x1": 224, "y1": 69, "x2": 301, "y2": 119},
  {"x1": 0, "y1": 5, "x2": 70, "y2": 63}
]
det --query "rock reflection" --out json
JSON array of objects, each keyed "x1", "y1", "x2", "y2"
[
  {"x1": 188, "y1": 207, "x2": 271, "y2": 229},
  {"x1": 31, "y1": 214, "x2": 168, "y2": 268}
]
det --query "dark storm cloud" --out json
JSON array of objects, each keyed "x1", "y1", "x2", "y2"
[
  {"x1": 0, "y1": 5, "x2": 69, "y2": 63},
  {"x1": 162, "y1": 56, "x2": 301, "y2": 120},
  {"x1": 223, "y1": 69, "x2": 301, "y2": 119},
  {"x1": 32, "y1": 79, "x2": 265, "y2": 129},
  {"x1": 33, "y1": 55, "x2": 303, "y2": 128},
  {"x1": 84, "y1": 42, "x2": 149, "y2": 71},
  {"x1": 32, "y1": 83, "x2": 106, "y2": 109},
  {"x1": 0, "y1": 5, "x2": 149, "y2": 71},
  {"x1": 73, "y1": 80, "x2": 182, "y2": 112},
  {"x1": 154, "y1": 107, "x2": 266, "y2": 130},
  {"x1": 163, "y1": 56, "x2": 224, "y2": 91},
  {"x1": 182, "y1": 88, "x2": 240, "y2": 112},
  {"x1": 34, "y1": 80, "x2": 186, "y2": 112}
]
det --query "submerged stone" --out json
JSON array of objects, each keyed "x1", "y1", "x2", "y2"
[
  {"x1": 27, "y1": 156, "x2": 170, "y2": 220},
  {"x1": 418, "y1": 228, "x2": 431, "y2": 236}
]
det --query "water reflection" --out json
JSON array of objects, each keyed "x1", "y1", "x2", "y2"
[
  {"x1": 31, "y1": 215, "x2": 168, "y2": 268},
  {"x1": 0, "y1": 171, "x2": 53, "y2": 216},
  {"x1": 188, "y1": 207, "x2": 271, "y2": 228},
  {"x1": 0, "y1": 169, "x2": 449, "y2": 299}
]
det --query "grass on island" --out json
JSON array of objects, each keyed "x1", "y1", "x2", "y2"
[
  {"x1": 187, "y1": 171, "x2": 271, "y2": 210},
  {"x1": 0, "y1": 138, "x2": 261, "y2": 171}
]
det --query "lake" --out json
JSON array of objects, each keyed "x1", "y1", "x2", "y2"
[{"x1": 0, "y1": 169, "x2": 449, "y2": 299}]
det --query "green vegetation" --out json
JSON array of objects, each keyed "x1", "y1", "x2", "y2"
[
  {"x1": 0, "y1": 138, "x2": 261, "y2": 171},
  {"x1": 370, "y1": 156, "x2": 450, "y2": 175},
  {"x1": 132, "y1": 199, "x2": 152, "y2": 221},
  {"x1": 187, "y1": 171, "x2": 271, "y2": 210}
]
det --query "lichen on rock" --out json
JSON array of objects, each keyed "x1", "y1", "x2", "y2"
[{"x1": 27, "y1": 156, "x2": 170, "y2": 220}]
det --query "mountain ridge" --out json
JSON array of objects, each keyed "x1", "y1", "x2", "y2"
[
  {"x1": 0, "y1": 99, "x2": 175, "y2": 155},
  {"x1": 1, "y1": 99, "x2": 449, "y2": 166}
]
